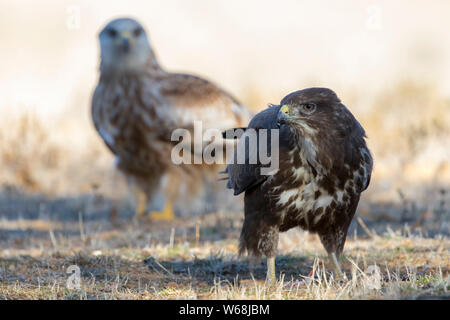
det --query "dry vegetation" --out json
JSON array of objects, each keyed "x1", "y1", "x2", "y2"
[
  {"x1": 361, "y1": 81, "x2": 450, "y2": 190},
  {"x1": 0, "y1": 81, "x2": 449, "y2": 300},
  {"x1": 0, "y1": 212, "x2": 448, "y2": 300}
]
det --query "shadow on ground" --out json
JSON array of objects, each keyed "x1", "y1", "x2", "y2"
[{"x1": 144, "y1": 255, "x2": 311, "y2": 284}]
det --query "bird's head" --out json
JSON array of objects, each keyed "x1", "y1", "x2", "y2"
[
  {"x1": 98, "y1": 18, "x2": 157, "y2": 75},
  {"x1": 275, "y1": 88, "x2": 367, "y2": 173},
  {"x1": 276, "y1": 87, "x2": 345, "y2": 138}
]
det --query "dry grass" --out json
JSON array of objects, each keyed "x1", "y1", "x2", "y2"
[
  {"x1": 1, "y1": 0, "x2": 449, "y2": 300},
  {"x1": 0, "y1": 80, "x2": 449, "y2": 300},
  {"x1": 361, "y1": 81, "x2": 450, "y2": 189},
  {"x1": 0, "y1": 214, "x2": 448, "y2": 300},
  {"x1": 0, "y1": 114, "x2": 61, "y2": 191},
  {"x1": 0, "y1": 113, "x2": 124, "y2": 199},
  {"x1": 1, "y1": 79, "x2": 449, "y2": 197}
]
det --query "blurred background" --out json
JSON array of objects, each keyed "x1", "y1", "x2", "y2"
[{"x1": 0, "y1": 0, "x2": 449, "y2": 228}]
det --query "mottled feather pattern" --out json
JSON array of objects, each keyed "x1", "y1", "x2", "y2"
[
  {"x1": 92, "y1": 18, "x2": 252, "y2": 210},
  {"x1": 225, "y1": 88, "x2": 372, "y2": 259}
]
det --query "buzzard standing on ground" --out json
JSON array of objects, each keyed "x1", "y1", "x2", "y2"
[
  {"x1": 92, "y1": 18, "x2": 251, "y2": 220},
  {"x1": 224, "y1": 88, "x2": 373, "y2": 282}
]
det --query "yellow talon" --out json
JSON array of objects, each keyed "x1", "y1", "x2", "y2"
[{"x1": 150, "y1": 203, "x2": 175, "y2": 221}]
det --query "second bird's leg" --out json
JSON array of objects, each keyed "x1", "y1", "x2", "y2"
[
  {"x1": 148, "y1": 175, "x2": 175, "y2": 221},
  {"x1": 266, "y1": 256, "x2": 276, "y2": 284},
  {"x1": 135, "y1": 189, "x2": 148, "y2": 217}
]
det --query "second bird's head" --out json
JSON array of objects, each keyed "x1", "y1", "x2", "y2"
[{"x1": 99, "y1": 18, "x2": 156, "y2": 75}]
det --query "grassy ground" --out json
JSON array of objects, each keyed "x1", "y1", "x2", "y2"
[
  {"x1": 0, "y1": 81, "x2": 449, "y2": 299},
  {"x1": 0, "y1": 189, "x2": 448, "y2": 300}
]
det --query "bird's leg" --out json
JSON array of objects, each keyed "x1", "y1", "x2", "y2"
[
  {"x1": 329, "y1": 252, "x2": 346, "y2": 280},
  {"x1": 266, "y1": 256, "x2": 276, "y2": 284},
  {"x1": 148, "y1": 175, "x2": 175, "y2": 221},
  {"x1": 248, "y1": 256, "x2": 260, "y2": 277},
  {"x1": 135, "y1": 189, "x2": 148, "y2": 217},
  {"x1": 150, "y1": 202, "x2": 175, "y2": 221}
]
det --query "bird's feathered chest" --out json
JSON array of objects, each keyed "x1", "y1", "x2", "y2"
[
  {"x1": 93, "y1": 76, "x2": 163, "y2": 140},
  {"x1": 261, "y1": 140, "x2": 370, "y2": 231},
  {"x1": 92, "y1": 75, "x2": 171, "y2": 172}
]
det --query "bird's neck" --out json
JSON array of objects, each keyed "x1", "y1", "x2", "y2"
[
  {"x1": 99, "y1": 53, "x2": 166, "y2": 82},
  {"x1": 145, "y1": 50, "x2": 165, "y2": 74}
]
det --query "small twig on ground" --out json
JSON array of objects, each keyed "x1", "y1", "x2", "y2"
[
  {"x1": 357, "y1": 217, "x2": 376, "y2": 238},
  {"x1": 78, "y1": 211, "x2": 86, "y2": 243},
  {"x1": 49, "y1": 229, "x2": 57, "y2": 250},
  {"x1": 195, "y1": 219, "x2": 201, "y2": 247},
  {"x1": 169, "y1": 228, "x2": 175, "y2": 249},
  {"x1": 145, "y1": 257, "x2": 175, "y2": 279}
]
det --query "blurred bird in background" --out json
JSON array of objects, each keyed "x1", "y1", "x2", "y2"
[
  {"x1": 92, "y1": 18, "x2": 252, "y2": 220},
  {"x1": 224, "y1": 88, "x2": 373, "y2": 282}
]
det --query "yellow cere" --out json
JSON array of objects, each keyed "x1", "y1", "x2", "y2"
[{"x1": 281, "y1": 105, "x2": 290, "y2": 114}]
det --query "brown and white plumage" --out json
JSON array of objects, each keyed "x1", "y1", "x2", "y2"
[
  {"x1": 224, "y1": 88, "x2": 373, "y2": 281},
  {"x1": 92, "y1": 18, "x2": 251, "y2": 217}
]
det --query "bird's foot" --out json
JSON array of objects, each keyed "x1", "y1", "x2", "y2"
[
  {"x1": 329, "y1": 252, "x2": 348, "y2": 283},
  {"x1": 265, "y1": 256, "x2": 277, "y2": 287},
  {"x1": 149, "y1": 203, "x2": 175, "y2": 221},
  {"x1": 333, "y1": 271, "x2": 348, "y2": 284}
]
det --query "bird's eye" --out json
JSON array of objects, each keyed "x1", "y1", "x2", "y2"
[
  {"x1": 133, "y1": 27, "x2": 143, "y2": 37},
  {"x1": 107, "y1": 28, "x2": 118, "y2": 37},
  {"x1": 301, "y1": 103, "x2": 316, "y2": 114}
]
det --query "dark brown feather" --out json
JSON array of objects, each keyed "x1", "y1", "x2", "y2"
[{"x1": 225, "y1": 88, "x2": 373, "y2": 259}]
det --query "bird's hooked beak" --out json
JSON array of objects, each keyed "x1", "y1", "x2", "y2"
[
  {"x1": 119, "y1": 31, "x2": 133, "y2": 53},
  {"x1": 277, "y1": 105, "x2": 290, "y2": 128}
]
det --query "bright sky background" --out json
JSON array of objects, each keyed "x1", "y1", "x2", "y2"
[{"x1": 0, "y1": 0, "x2": 449, "y2": 118}]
